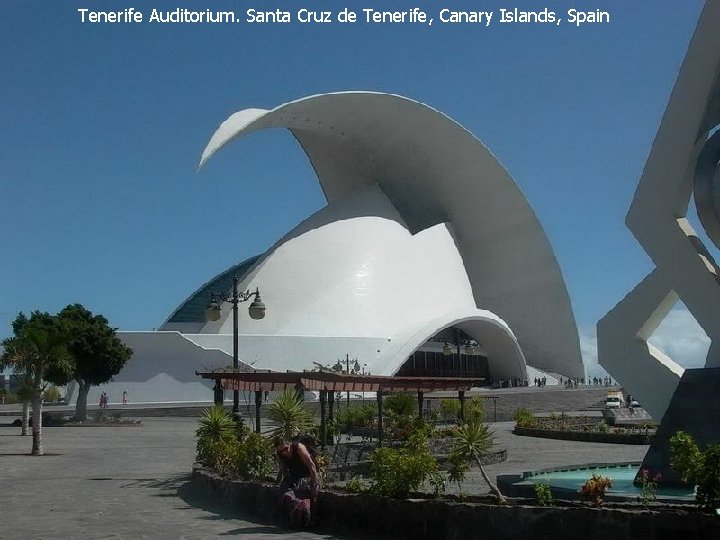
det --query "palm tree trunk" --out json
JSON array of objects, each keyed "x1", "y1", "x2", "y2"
[
  {"x1": 474, "y1": 457, "x2": 507, "y2": 504},
  {"x1": 74, "y1": 381, "x2": 89, "y2": 422},
  {"x1": 21, "y1": 401, "x2": 30, "y2": 436},
  {"x1": 31, "y1": 391, "x2": 43, "y2": 456}
]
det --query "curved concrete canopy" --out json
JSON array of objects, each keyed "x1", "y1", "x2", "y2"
[
  {"x1": 200, "y1": 92, "x2": 583, "y2": 378},
  {"x1": 396, "y1": 310, "x2": 528, "y2": 381}
]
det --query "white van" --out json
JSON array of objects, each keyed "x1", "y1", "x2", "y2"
[{"x1": 605, "y1": 391, "x2": 625, "y2": 409}]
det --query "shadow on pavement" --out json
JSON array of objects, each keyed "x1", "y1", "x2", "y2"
[{"x1": 174, "y1": 479, "x2": 375, "y2": 539}]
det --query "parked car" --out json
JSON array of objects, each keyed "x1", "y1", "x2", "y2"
[{"x1": 605, "y1": 396, "x2": 622, "y2": 408}]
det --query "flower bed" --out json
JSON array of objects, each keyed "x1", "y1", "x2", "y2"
[
  {"x1": 325, "y1": 439, "x2": 506, "y2": 480},
  {"x1": 191, "y1": 465, "x2": 720, "y2": 539},
  {"x1": 513, "y1": 426, "x2": 651, "y2": 445}
]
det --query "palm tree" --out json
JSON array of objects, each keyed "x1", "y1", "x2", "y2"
[
  {"x1": 1, "y1": 313, "x2": 72, "y2": 456},
  {"x1": 450, "y1": 420, "x2": 507, "y2": 504},
  {"x1": 196, "y1": 406, "x2": 237, "y2": 442},
  {"x1": 16, "y1": 378, "x2": 33, "y2": 436},
  {"x1": 266, "y1": 389, "x2": 315, "y2": 439}
]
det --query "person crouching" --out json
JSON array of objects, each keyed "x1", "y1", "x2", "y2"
[{"x1": 275, "y1": 436, "x2": 319, "y2": 527}]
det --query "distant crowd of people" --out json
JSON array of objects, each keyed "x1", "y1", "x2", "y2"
[
  {"x1": 491, "y1": 375, "x2": 616, "y2": 389},
  {"x1": 558, "y1": 376, "x2": 615, "y2": 389},
  {"x1": 494, "y1": 377, "x2": 529, "y2": 388}
]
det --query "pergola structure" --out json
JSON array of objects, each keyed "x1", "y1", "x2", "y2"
[{"x1": 196, "y1": 370, "x2": 484, "y2": 447}]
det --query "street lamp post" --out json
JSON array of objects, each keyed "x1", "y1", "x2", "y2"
[
  {"x1": 205, "y1": 275, "x2": 266, "y2": 415},
  {"x1": 333, "y1": 354, "x2": 361, "y2": 406}
]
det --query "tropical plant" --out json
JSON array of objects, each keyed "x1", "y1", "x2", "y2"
[
  {"x1": 449, "y1": 420, "x2": 506, "y2": 504},
  {"x1": 1, "y1": 311, "x2": 73, "y2": 455},
  {"x1": 196, "y1": 406, "x2": 237, "y2": 467},
  {"x1": 266, "y1": 389, "x2": 315, "y2": 439},
  {"x1": 579, "y1": 474, "x2": 613, "y2": 506},
  {"x1": 512, "y1": 408, "x2": 536, "y2": 428},
  {"x1": 53, "y1": 304, "x2": 133, "y2": 421},
  {"x1": 637, "y1": 468, "x2": 661, "y2": 506},
  {"x1": 533, "y1": 482, "x2": 553, "y2": 505}
]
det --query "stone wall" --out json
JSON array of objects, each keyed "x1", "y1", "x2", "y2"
[
  {"x1": 513, "y1": 426, "x2": 651, "y2": 445},
  {"x1": 192, "y1": 466, "x2": 720, "y2": 540}
]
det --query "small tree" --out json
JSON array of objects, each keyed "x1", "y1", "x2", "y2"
[
  {"x1": 696, "y1": 445, "x2": 720, "y2": 510},
  {"x1": 449, "y1": 420, "x2": 506, "y2": 504},
  {"x1": 1, "y1": 311, "x2": 72, "y2": 455},
  {"x1": 669, "y1": 430, "x2": 702, "y2": 484},
  {"x1": 670, "y1": 431, "x2": 720, "y2": 511},
  {"x1": 53, "y1": 304, "x2": 132, "y2": 421}
]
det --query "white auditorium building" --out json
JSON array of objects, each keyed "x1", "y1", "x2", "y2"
[{"x1": 83, "y1": 92, "x2": 585, "y2": 405}]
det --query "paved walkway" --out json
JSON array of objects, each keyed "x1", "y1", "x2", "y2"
[
  {"x1": 0, "y1": 416, "x2": 648, "y2": 538},
  {"x1": 0, "y1": 418, "x2": 368, "y2": 539}
]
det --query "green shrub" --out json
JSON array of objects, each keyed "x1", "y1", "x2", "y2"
[
  {"x1": 236, "y1": 431, "x2": 275, "y2": 482},
  {"x1": 533, "y1": 482, "x2": 553, "y2": 505},
  {"x1": 696, "y1": 444, "x2": 720, "y2": 510},
  {"x1": 435, "y1": 425, "x2": 461, "y2": 438},
  {"x1": 447, "y1": 452, "x2": 469, "y2": 494},
  {"x1": 669, "y1": 431, "x2": 720, "y2": 510},
  {"x1": 43, "y1": 386, "x2": 61, "y2": 403},
  {"x1": 213, "y1": 440, "x2": 240, "y2": 477},
  {"x1": 670, "y1": 430, "x2": 702, "y2": 484},
  {"x1": 424, "y1": 408, "x2": 441, "y2": 423},
  {"x1": 345, "y1": 475, "x2": 367, "y2": 493},
  {"x1": 428, "y1": 470, "x2": 447, "y2": 498},
  {"x1": 512, "y1": 408, "x2": 536, "y2": 428},
  {"x1": 439, "y1": 399, "x2": 461, "y2": 421},
  {"x1": 195, "y1": 407, "x2": 237, "y2": 468},
  {"x1": 369, "y1": 425, "x2": 437, "y2": 498},
  {"x1": 336, "y1": 403, "x2": 377, "y2": 431},
  {"x1": 466, "y1": 396, "x2": 485, "y2": 423},
  {"x1": 384, "y1": 393, "x2": 416, "y2": 417}
]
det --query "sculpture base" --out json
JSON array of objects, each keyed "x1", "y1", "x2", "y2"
[{"x1": 638, "y1": 367, "x2": 720, "y2": 486}]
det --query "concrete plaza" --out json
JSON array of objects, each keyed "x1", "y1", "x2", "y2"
[{"x1": 0, "y1": 412, "x2": 647, "y2": 539}]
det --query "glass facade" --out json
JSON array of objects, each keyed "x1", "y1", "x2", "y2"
[{"x1": 395, "y1": 348, "x2": 490, "y2": 379}]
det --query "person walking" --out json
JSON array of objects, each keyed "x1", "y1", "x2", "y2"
[
  {"x1": 122, "y1": 390, "x2": 128, "y2": 405},
  {"x1": 213, "y1": 380, "x2": 224, "y2": 407}
]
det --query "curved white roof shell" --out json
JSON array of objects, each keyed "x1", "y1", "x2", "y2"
[{"x1": 167, "y1": 92, "x2": 582, "y2": 379}]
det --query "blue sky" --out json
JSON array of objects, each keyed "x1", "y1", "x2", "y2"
[{"x1": 0, "y1": 1, "x2": 712, "y2": 374}]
